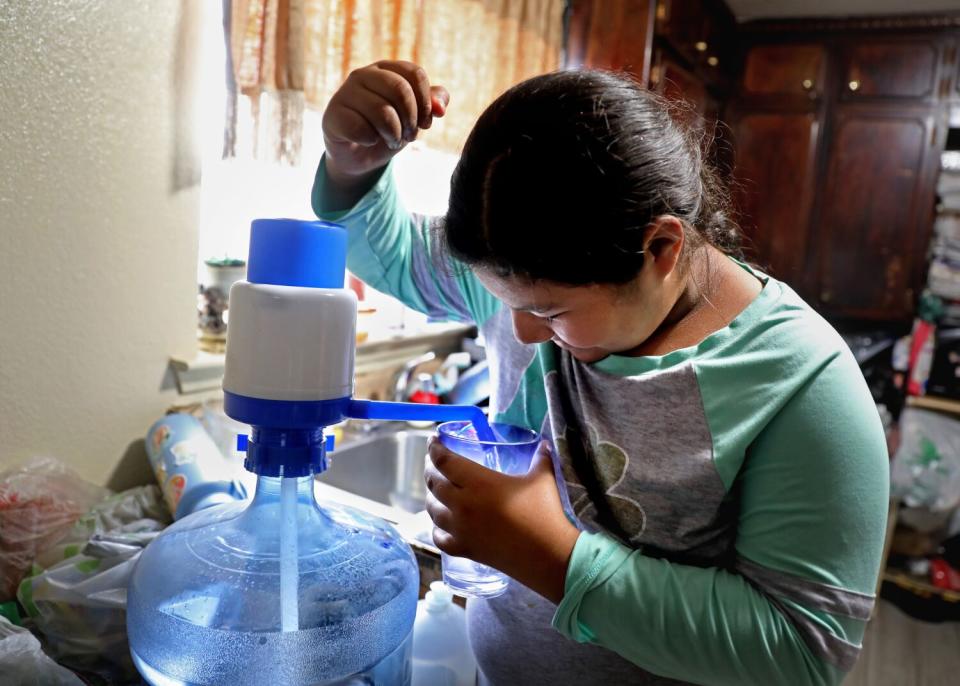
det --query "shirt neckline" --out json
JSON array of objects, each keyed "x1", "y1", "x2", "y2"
[{"x1": 591, "y1": 261, "x2": 780, "y2": 376}]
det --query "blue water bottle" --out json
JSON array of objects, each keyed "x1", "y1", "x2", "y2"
[{"x1": 145, "y1": 413, "x2": 246, "y2": 519}]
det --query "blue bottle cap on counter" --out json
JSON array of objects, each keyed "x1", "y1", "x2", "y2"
[{"x1": 246, "y1": 219, "x2": 347, "y2": 289}]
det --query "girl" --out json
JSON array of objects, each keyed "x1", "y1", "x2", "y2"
[{"x1": 313, "y1": 61, "x2": 888, "y2": 686}]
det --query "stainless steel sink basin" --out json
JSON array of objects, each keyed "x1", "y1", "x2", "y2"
[{"x1": 317, "y1": 429, "x2": 433, "y2": 514}]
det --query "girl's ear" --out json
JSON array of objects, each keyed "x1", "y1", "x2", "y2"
[{"x1": 643, "y1": 215, "x2": 685, "y2": 279}]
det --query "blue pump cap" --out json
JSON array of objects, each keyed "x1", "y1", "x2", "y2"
[
  {"x1": 247, "y1": 219, "x2": 347, "y2": 288},
  {"x1": 244, "y1": 427, "x2": 328, "y2": 477}
]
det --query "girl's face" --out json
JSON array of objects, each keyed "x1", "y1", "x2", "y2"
[
  {"x1": 475, "y1": 268, "x2": 678, "y2": 363},
  {"x1": 473, "y1": 216, "x2": 688, "y2": 362}
]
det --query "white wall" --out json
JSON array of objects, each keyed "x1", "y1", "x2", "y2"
[{"x1": 0, "y1": 1, "x2": 201, "y2": 485}]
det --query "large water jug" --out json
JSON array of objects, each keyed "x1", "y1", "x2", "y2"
[{"x1": 126, "y1": 473, "x2": 418, "y2": 685}]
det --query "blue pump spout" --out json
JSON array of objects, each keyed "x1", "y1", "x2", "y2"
[{"x1": 228, "y1": 395, "x2": 494, "y2": 477}]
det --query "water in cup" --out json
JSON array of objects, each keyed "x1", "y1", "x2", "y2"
[{"x1": 435, "y1": 421, "x2": 540, "y2": 598}]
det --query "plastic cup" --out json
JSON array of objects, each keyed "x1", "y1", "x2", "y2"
[{"x1": 436, "y1": 421, "x2": 540, "y2": 598}]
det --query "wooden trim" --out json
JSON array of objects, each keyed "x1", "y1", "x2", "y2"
[
  {"x1": 564, "y1": 0, "x2": 656, "y2": 84},
  {"x1": 906, "y1": 394, "x2": 960, "y2": 415},
  {"x1": 882, "y1": 569, "x2": 960, "y2": 602},
  {"x1": 740, "y1": 14, "x2": 960, "y2": 34},
  {"x1": 875, "y1": 499, "x2": 899, "y2": 616}
]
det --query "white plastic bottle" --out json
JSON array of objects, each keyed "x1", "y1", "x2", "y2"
[{"x1": 412, "y1": 581, "x2": 478, "y2": 686}]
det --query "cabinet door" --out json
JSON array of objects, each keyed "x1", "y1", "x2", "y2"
[
  {"x1": 816, "y1": 108, "x2": 938, "y2": 319},
  {"x1": 731, "y1": 112, "x2": 821, "y2": 292},
  {"x1": 656, "y1": 0, "x2": 732, "y2": 75},
  {"x1": 656, "y1": 55, "x2": 709, "y2": 112},
  {"x1": 743, "y1": 43, "x2": 826, "y2": 98},
  {"x1": 655, "y1": 0, "x2": 704, "y2": 61},
  {"x1": 841, "y1": 39, "x2": 939, "y2": 101},
  {"x1": 566, "y1": 0, "x2": 655, "y2": 82}
]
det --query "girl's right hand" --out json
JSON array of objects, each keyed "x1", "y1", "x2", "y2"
[{"x1": 322, "y1": 61, "x2": 449, "y2": 180}]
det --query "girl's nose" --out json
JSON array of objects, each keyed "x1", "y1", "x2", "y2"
[{"x1": 511, "y1": 310, "x2": 553, "y2": 345}]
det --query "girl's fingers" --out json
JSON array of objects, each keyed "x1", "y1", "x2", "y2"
[
  {"x1": 424, "y1": 462, "x2": 458, "y2": 504},
  {"x1": 428, "y1": 441, "x2": 487, "y2": 487},
  {"x1": 433, "y1": 526, "x2": 456, "y2": 555},
  {"x1": 429, "y1": 85, "x2": 450, "y2": 119},
  {"x1": 432, "y1": 527, "x2": 466, "y2": 557},
  {"x1": 425, "y1": 491, "x2": 455, "y2": 532},
  {"x1": 357, "y1": 67, "x2": 421, "y2": 141},
  {"x1": 339, "y1": 87, "x2": 404, "y2": 150},
  {"x1": 375, "y1": 60, "x2": 433, "y2": 130},
  {"x1": 322, "y1": 102, "x2": 380, "y2": 147}
]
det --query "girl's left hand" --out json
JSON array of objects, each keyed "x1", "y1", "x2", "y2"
[{"x1": 424, "y1": 438, "x2": 581, "y2": 604}]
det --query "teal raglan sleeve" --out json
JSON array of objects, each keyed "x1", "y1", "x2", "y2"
[
  {"x1": 311, "y1": 156, "x2": 500, "y2": 326},
  {"x1": 552, "y1": 350, "x2": 890, "y2": 686}
]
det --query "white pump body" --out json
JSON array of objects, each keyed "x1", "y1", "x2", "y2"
[{"x1": 223, "y1": 281, "x2": 358, "y2": 402}]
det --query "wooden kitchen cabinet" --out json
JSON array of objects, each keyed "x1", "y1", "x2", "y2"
[
  {"x1": 566, "y1": 0, "x2": 733, "y2": 94},
  {"x1": 814, "y1": 107, "x2": 939, "y2": 319},
  {"x1": 652, "y1": 51, "x2": 723, "y2": 160},
  {"x1": 731, "y1": 41, "x2": 828, "y2": 300},
  {"x1": 654, "y1": 53, "x2": 709, "y2": 111},
  {"x1": 566, "y1": 0, "x2": 656, "y2": 83},
  {"x1": 840, "y1": 38, "x2": 941, "y2": 101},
  {"x1": 566, "y1": 0, "x2": 731, "y2": 143},
  {"x1": 655, "y1": 0, "x2": 705, "y2": 62},
  {"x1": 731, "y1": 112, "x2": 821, "y2": 292},
  {"x1": 731, "y1": 19, "x2": 958, "y2": 323},
  {"x1": 655, "y1": 0, "x2": 735, "y2": 78},
  {"x1": 742, "y1": 43, "x2": 826, "y2": 98}
]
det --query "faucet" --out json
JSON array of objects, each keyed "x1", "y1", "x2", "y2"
[{"x1": 394, "y1": 351, "x2": 436, "y2": 402}]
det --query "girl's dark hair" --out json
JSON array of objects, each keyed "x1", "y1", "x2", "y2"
[{"x1": 442, "y1": 69, "x2": 740, "y2": 286}]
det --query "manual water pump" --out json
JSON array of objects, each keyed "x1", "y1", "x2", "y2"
[{"x1": 126, "y1": 219, "x2": 494, "y2": 686}]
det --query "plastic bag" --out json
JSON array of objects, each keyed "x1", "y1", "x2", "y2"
[
  {"x1": 17, "y1": 485, "x2": 170, "y2": 683},
  {"x1": 0, "y1": 615, "x2": 84, "y2": 686},
  {"x1": 33, "y1": 483, "x2": 170, "y2": 570},
  {"x1": 892, "y1": 408, "x2": 960, "y2": 511},
  {"x1": 0, "y1": 457, "x2": 108, "y2": 600}
]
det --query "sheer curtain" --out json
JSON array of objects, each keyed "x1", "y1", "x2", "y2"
[{"x1": 227, "y1": 0, "x2": 565, "y2": 161}]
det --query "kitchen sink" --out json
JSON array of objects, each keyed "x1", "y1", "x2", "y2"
[{"x1": 317, "y1": 429, "x2": 433, "y2": 515}]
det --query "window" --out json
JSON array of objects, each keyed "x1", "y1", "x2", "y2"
[{"x1": 195, "y1": 2, "x2": 458, "y2": 332}]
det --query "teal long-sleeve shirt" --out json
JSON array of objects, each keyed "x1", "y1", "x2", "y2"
[{"x1": 312, "y1": 159, "x2": 890, "y2": 686}]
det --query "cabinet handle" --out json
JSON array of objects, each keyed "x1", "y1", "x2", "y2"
[
  {"x1": 707, "y1": 56, "x2": 719, "y2": 67},
  {"x1": 821, "y1": 290, "x2": 833, "y2": 303},
  {"x1": 848, "y1": 80, "x2": 860, "y2": 92},
  {"x1": 695, "y1": 41, "x2": 708, "y2": 52},
  {"x1": 802, "y1": 79, "x2": 814, "y2": 91}
]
